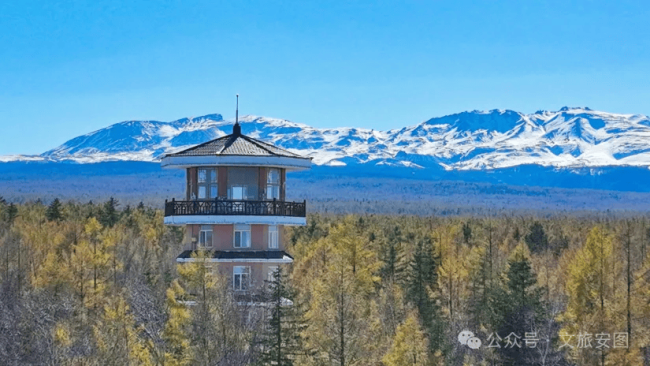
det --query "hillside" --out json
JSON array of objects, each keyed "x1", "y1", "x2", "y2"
[{"x1": 3, "y1": 107, "x2": 650, "y2": 172}]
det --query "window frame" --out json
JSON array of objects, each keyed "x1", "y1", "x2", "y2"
[
  {"x1": 266, "y1": 168, "x2": 281, "y2": 200},
  {"x1": 234, "y1": 224, "x2": 251, "y2": 248},
  {"x1": 197, "y1": 168, "x2": 218, "y2": 200},
  {"x1": 233, "y1": 266, "x2": 251, "y2": 291},
  {"x1": 199, "y1": 225, "x2": 213, "y2": 248},
  {"x1": 268, "y1": 225, "x2": 279, "y2": 249}
]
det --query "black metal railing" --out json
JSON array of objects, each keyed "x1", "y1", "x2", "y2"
[{"x1": 164, "y1": 198, "x2": 306, "y2": 218}]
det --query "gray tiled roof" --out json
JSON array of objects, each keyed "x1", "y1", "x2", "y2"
[{"x1": 166, "y1": 132, "x2": 306, "y2": 159}]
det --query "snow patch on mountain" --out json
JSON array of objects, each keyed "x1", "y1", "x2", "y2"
[{"x1": 4, "y1": 107, "x2": 650, "y2": 171}]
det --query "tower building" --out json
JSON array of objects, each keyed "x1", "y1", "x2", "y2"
[{"x1": 161, "y1": 110, "x2": 311, "y2": 292}]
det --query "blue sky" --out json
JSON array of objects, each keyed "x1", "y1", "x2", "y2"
[{"x1": 1, "y1": 0, "x2": 649, "y2": 155}]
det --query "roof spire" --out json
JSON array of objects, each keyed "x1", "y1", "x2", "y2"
[{"x1": 233, "y1": 94, "x2": 241, "y2": 136}]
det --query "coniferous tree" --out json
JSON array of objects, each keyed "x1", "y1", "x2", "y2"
[
  {"x1": 101, "y1": 197, "x2": 120, "y2": 227},
  {"x1": 258, "y1": 267, "x2": 308, "y2": 366},
  {"x1": 163, "y1": 281, "x2": 193, "y2": 366},
  {"x1": 513, "y1": 226, "x2": 521, "y2": 242},
  {"x1": 4, "y1": 203, "x2": 18, "y2": 224},
  {"x1": 46, "y1": 198, "x2": 64, "y2": 222},
  {"x1": 406, "y1": 236, "x2": 443, "y2": 354},
  {"x1": 525, "y1": 221, "x2": 548, "y2": 253},
  {"x1": 493, "y1": 243, "x2": 545, "y2": 366},
  {"x1": 560, "y1": 226, "x2": 616, "y2": 365},
  {"x1": 462, "y1": 221, "x2": 472, "y2": 245},
  {"x1": 302, "y1": 217, "x2": 381, "y2": 365},
  {"x1": 380, "y1": 227, "x2": 406, "y2": 283},
  {"x1": 382, "y1": 311, "x2": 429, "y2": 366}
]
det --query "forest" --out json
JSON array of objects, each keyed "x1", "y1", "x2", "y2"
[{"x1": 1, "y1": 196, "x2": 650, "y2": 365}]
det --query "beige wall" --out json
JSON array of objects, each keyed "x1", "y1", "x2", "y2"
[
  {"x1": 212, "y1": 262, "x2": 286, "y2": 289},
  {"x1": 184, "y1": 223, "x2": 285, "y2": 251}
]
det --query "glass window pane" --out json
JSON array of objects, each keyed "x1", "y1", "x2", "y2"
[
  {"x1": 242, "y1": 274, "x2": 249, "y2": 290},
  {"x1": 267, "y1": 169, "x2": 280, "y2": 184},
  {"x1": 209, "y1": 169, "x2": 217, "y2": 183},
  {"x1": 235, "y1": 232, "x2": 241, "y2": 247},
  {"x1": 267, "y1": 185, "x2": 280, "y2": 199},
  {"x1": 234, "y1": 275, "x2": 240, "y2": 289},
  {"x1": 210, "y1": 185, "x2": 218, "y2": 198},
  {"x1": 243, "y1": 231, "x2": 250, "y2": 247},
  {"x1": 231, "y1": 186, "x2": 243, "y2": 200},
  {"x1": 198, "y1": 186, "x2": 206, "y2": 199},
  {"x1": 206, "y1": 232, "x2": 212, "y2": 247},
  {"x1": 198, "y1": 169, "x2": 207, "y2": 183}
]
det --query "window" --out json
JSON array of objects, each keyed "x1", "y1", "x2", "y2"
[
  {"x1": 234, "y1": 224, "x2": 251, "y2": 248},
  {"x1": 199, "y1": 225, "x2": 213, "y2": 248},
  {"x1": 266, "y1": 169, "x2": 280, "y2": 200},
  {"x1": 268, "y1": 225, "x2": 278, "y2": 249},
  {"x1": 229, "y1": 185, "x2": 248, "y2": 200},
  {"x1": 228, "y1": 167, "x2": 258, "y2": 200},
  {"x1": 198, "y1": 168, "x2": 218, "y2": 199},
  {"x1": 233, "y1": 266, "x2": 250, "y2": 291},
  {"x1": 267, "y1": 266, "x2": 279, "y2": 282}
]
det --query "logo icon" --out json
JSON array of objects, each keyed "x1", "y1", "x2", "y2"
[{"x1": 458, "y1": 330, "x2": 482, "y2": 349}]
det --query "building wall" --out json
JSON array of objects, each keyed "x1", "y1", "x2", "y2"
[
  {"x1": 184, "y1": 223, "x2": 285, "y2": 251},
  {"x1": 212, "y1": 262, "x2": 280, "y2": 289}
]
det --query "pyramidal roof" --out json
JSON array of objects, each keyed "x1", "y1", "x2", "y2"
[{"x1": 165, "y1": 122, "x2": 308, "y2": 159}]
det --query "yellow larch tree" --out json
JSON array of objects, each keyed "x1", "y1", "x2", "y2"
[
  {"x1": 383, "y1": 311, "x2": 429, "y2": 366},
  {"x1": 93, "y1": 295, "x2": 153, "y2": 366},
  {"x1": 301, "y1": 216, "x2": 382, "y2": 366}
]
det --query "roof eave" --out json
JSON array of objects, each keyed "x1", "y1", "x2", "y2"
[{"x1": 161, "y1": 155, "x2": 312, "y2": 171}]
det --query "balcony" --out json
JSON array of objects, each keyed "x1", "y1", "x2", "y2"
[{"x1": 163, "y1": 198, "x2": 307, "y2": 226}]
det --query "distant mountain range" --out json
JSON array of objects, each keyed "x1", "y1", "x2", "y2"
[{"x1": 3, "y1": 107, "x2": 650, "y2": 171}]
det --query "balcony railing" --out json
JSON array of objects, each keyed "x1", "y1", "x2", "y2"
[{"x1": 164, "y1": 198, "x2": 306, "y2": 218}]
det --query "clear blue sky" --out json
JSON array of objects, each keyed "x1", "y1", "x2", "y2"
[{"x1": 1, "y1": 0, "x2": 649, "y2": 155}]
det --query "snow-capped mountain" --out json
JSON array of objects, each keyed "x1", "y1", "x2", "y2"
[{"x1": 5, "y1": 107, "x2": 650, "y2": 171}]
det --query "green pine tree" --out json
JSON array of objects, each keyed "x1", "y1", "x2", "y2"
[
  {"x1": 100, "y1": 197, "x2": 119, "y2": 228},
  {"x1": 258, "y1": 267, "x2": 308, "y2": 366},
  {"x1": 494, "y1": 244, "x2": 546, "y2": 366},
  {"x1": 5, "y1": 203, "x2": 18, "y2": 225},
  {"x1": 405, "y1": 236, "x2": 443, "y2": 354},
  {"x1": 380, "y1": 226, "x2": 406, "y2": 283},
  {"x1": 46, "y1": 198, "x2": 64, "y2": 222},
  {"x1": 462, "y1": 221, "x2": 472, "y2": 245},
  {"x1": 525, "y1": 221, "x2": 548, "y2": 253}
]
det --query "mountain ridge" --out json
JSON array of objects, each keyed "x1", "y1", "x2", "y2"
[{"x1": 3, "y1": 107, "x2": 650, "y2": 172}]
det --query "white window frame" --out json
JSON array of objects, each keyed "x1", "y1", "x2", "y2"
[
  {"x1": 198, "y1": 168, "x2": 218, "y2": 199},
  {"x1": 233, "y1": 266, "x2": 250, "y2": 291},
  {"x1": 266, "y1": 168, "x2": 281, "y2": 200},
  {"x1": 268, "y1": 225, "x2": 279, "y2": 249},
  {"x1": 234, "y1": 224, "x2": 251, "y2": 248},
  {"x1": 199, "y1": 225, "x2": 213, "y2": 248}
]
